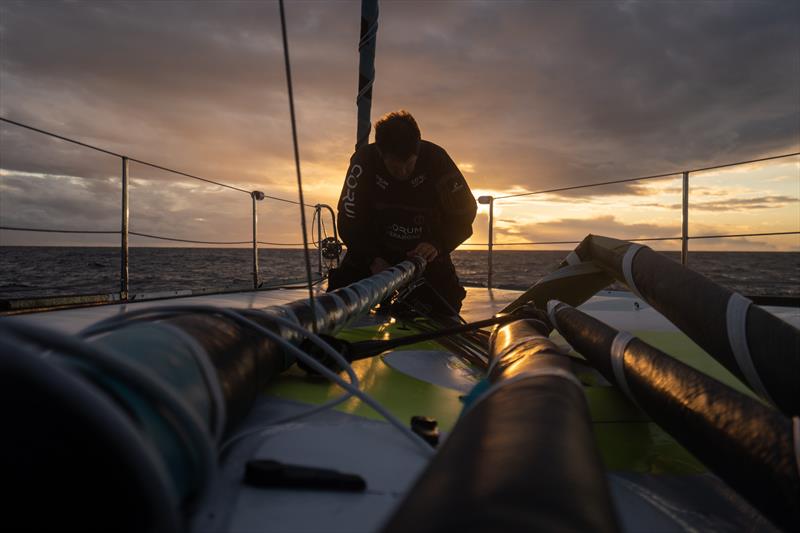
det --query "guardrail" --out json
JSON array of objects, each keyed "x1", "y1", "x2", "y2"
[
  {"x1": 3, "y1": 117, "x2": 798, "y2": 298},
  {"x1": 466, "y1": 152, "x2": 800, "y2": 289},
  {"x1": 0, "y1": 117, "x2": 336, "y2": 302}
]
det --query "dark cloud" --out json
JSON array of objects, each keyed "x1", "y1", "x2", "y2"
[
  {"x1": 495, "y1": 214, "x2": 680, "y2": 245},
  {"x1": 0, "y1": 0, "x2": 798, "y2": 246},
  {"x1": 640, "y1": 195, "x2": 799, "y2": 212}
]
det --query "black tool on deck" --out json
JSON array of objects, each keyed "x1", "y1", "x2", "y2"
[{"x1": 244, "y1": 460, "x2": 366, "y2": 492}]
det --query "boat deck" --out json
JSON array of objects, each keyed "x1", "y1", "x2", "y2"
[
  {"x1": 8, "y1": 285, "x2": 797, "y2": 333},
  {"x1": 3, "y1": 287, "x2": 797, "y2": 532}
]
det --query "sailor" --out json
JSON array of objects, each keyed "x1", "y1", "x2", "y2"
[{"x1": 329, "y1": 110, "x2": 477, "y2": 314}]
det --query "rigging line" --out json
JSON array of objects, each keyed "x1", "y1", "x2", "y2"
[
  {"x1": 257, "y1": 241, "x2": 322, "y2": 246},
  {"x1": 129, "y1": 231, "x2": 250, "y2": 245},
  {"x1": 279, "y1": 0, "x2": 317, "y2": 331},
  {"x1": 0, "y1": 117, "x2": 124, "y2": 158},
  {"x1": 464, "y1": 231, "x2": 798, "y2": 247},
  {"x1": 126, "y1": 159, "x2": 252, "y2": 195},
  {"x1": 0, "y1": 117, "x2": 320, "y2": 205},
  {"x1": 0, "y1": 225, "x2": 118, "y2": 234},
  {"x1": 494, "y1": 152, "x2": 800, "y2": 201},
  {"x1": 690, "y1": 231, "x2": 800, "y2": 240}
]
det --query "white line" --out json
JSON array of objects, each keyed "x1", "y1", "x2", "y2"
[
  {"x1": 622, "y1": 244, "x2": 644, "y2": 298},
  {"x1": 726, "y1": 293, "x2": 775, "y2": 405}
]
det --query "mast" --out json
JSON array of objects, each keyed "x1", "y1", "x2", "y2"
[{"x1": 355, "y1": 0, "x2": 379, "y2": 150}]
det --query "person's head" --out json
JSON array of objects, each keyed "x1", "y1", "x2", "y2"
[{"x1": 375, "y1": 110, "x2": 420, "y2": 179}]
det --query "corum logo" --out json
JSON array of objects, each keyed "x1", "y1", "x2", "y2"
[
  {"x1": 343, "y1": 164, "x2": 362, "y2": 218},
  {"x1": 387, "y1": 223, "x2": 423, "y2": 240},
  {"x1": 413, "y1": 214, "x2": 425, "y2": 225}
]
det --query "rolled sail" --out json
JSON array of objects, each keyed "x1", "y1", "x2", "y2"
[
  {"x1": 548, "y1": 300, "x2": 800, "y2": 532},
  {"x1": 1, "y1": 258, "x2": 424, "y2": 532},
  {"x1": 381, "y1": 319, "x2": 619, "y2": 533},
  {"x1": 563, "y1": 234, "x2": 799, "y2": 416}
]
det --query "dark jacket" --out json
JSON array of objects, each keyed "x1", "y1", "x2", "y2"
[{"x1": 336, "y1": 140, "x2": 477, "y2": 265}]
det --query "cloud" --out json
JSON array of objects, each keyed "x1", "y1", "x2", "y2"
[
  {"x1": 0, "y1": 168, "x2": 315, "y2": 247},
  {"x1": 639, "y1": 195, "x2": 799, "y2": 211},
  {"x1": 495, "y1": 214, "x2": 679, "y2": 244},
  {"x1": 1, "y1": 1, "x2": 798, "y2": 247}
]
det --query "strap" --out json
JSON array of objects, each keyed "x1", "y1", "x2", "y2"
[
  {"x1": 726, "y1": 293, "x2": 774, "y2": 404},
  {"x1": 622, "y1": 244, "x2": 644, "y2": 298},
  {"x1": 610, "y1": 331, "x2": 636, "y2": 401}
]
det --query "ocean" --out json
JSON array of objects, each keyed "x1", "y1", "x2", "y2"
[{"x1": 1, "y1": 247, "x2": 798, "y2": 300}]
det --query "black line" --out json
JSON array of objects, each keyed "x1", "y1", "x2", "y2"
[
  {"x1": 130, "y1": 231, "x2": 250, "y2": 245},
  {"x1": 1, "y1": 116, "x2": 318, "y2": 205},
  {"x1": 689, "y1": 231, "x2": 799, "y2": 240},
  {"x1": 0, "y1": 225, "x2": 118, "y2": 234},
  {"x1": 279, "y1": 0, "x2": 317, "y2": 329},
  {"x1": 495, "y1": 152, "x2": 800, "y2": 200}
]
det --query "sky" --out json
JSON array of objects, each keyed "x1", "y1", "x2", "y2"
[{"x1": 0, "y1": 0, "x2": 798, "y2": 251}]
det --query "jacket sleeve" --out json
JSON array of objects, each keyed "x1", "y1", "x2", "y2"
[
  {"x1": 433, "y1": 149, "x2": 478, "y2": 255},
  {"x1": 337, "y1": 150, "x2": 380, "y2": 264}
]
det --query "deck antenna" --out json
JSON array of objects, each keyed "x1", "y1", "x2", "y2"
[
  {"x1": 279, "y1": 0, "x2": 317, "y2": 329},
  {"x1": 356, "y1": 0, "x2": 379, "y2": 150}
]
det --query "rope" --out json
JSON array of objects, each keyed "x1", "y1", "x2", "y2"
[
  {"x1": 0, "y1": 225, "x2": 323, "y2": 247},
  {"x1": 279, "y1": 0, "x2": 317, "y2": 331},
  {"x1": 494, "y1": 152, "x2": 800, "y2": 201},
  {"x1": 0, "y1": 225, "x2": 327, "y2": 247},
  {"x1": 458, "y1": 232, "x2": 798, "y2": 247},
  {"x1": 0, "y1": 116, "x2": 317, "y2": 205},
  {"x1": 257, "y1": 240, "x2": 321, "y2": 246},
  {"x1": 0, "y1": 225, "x2": 118, "y2": 234},
  {"x1": 129, "y1": 232, "x2": 251, "y2": 245},
  {"x1": 690, "y1": 231, "x2": 799, "y2": 240}
]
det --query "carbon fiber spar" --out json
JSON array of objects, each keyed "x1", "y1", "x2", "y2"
[{"x1": 548, "y1": 300, "x2": 800, "y2": 532}]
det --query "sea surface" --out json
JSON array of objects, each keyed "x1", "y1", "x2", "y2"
[{"x1": 1, "y1": 247, "x2": 798, "y2": 300}]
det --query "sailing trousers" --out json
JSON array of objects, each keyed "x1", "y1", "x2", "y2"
[{"x1": 327, "y1": 252, "x2": 467, "y2": 315}]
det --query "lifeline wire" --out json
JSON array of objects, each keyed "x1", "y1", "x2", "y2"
[{"x1": 278, "y1": 0, "x2": 317, "y2": 331}]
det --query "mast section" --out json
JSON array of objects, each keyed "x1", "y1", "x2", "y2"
[{"x1": 356, "y1": 0, "x2": 379, "y2": 150}]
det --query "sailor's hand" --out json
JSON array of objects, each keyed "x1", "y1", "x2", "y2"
[
  {"x1": 407, "y1": 242, "x2": 438, "y2": 262},
  {"x1": 370, "y1": 257, "x2": 391, "y2": 274}
]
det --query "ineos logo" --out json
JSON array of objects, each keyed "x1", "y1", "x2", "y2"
[{"x1": 343, "y1": 164, "x2": 362, "y2": 218}]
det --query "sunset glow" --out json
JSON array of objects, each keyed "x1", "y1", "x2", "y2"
[{"x1": 0, "y1": 2, "x2": 797, "y2": 252}]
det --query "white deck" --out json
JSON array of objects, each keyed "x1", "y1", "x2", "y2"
[
  {"x1": 4, "y1": 286, "x2": 798, "y2": 332},
  {"x1": 3, "y1": 286, "x2": 795, "y2": 533}
]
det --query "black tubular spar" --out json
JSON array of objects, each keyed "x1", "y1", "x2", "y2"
[
  {"x1": 382, "y1": 320, "x2": 619, "y2": 533},
  {"x1": 548, "y1": 301, "x2": 800, "y2": 531},
  {"x1": 572, "y1": 235, "x2": 799, "y2": 415},
  {"x1": 111, "y1": 257, "x2": 426, "y2": 434},
  {"x1": 2, "y1": 260, "x2": 426, "y2": 532}
]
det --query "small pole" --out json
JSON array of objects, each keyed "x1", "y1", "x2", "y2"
[
  {"x1": 681, "y1": 171, "x2": 689, "y2": 266},
  {"x1": 488, "y1": 197, "x2": 494, "y2": 289},
  {"x1": 251, "y1": 192, "x2": 260, "y2": 289},
  {"x1": 478, "y1": 195, "x2": 494, "y2": 289},
  {"x1": 120, "y1": 156, "x2": 129, "y2": 300},
  {"x1": 316, "y1": 204, "x2": 323, "y2": 276}
]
